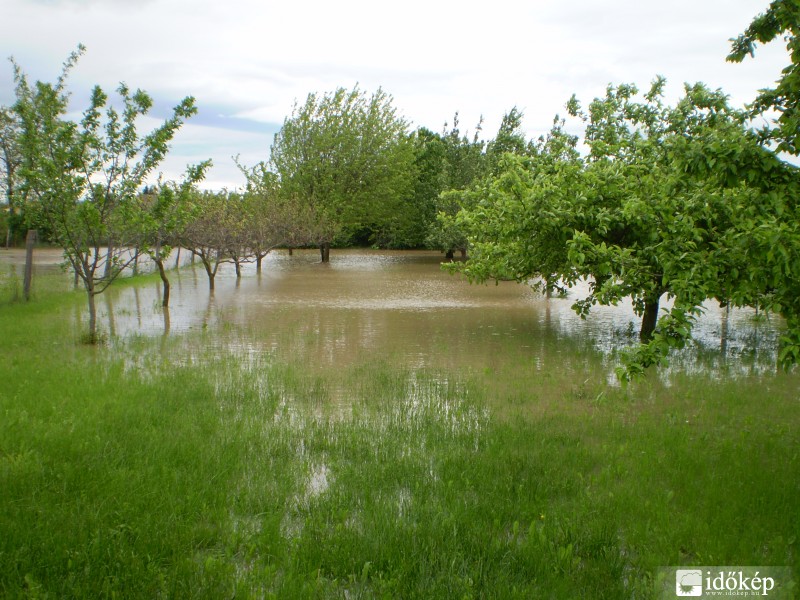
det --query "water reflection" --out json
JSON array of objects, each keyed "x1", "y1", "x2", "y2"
[{"x1": 85, "y1": 249, "x2": 782, "y2": 378}]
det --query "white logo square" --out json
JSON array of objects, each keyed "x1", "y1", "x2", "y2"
[{"x1": 675, "y1": 569, "x2": 703, "y2": 596}]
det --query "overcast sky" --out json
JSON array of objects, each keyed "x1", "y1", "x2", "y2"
[{"x1": 0, "y1": 0, "x2": 789, "y2": 190}]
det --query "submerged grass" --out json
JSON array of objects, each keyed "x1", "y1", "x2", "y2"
[{"x1": 0, "y1": 272, "x2": 798, "y2": 598}]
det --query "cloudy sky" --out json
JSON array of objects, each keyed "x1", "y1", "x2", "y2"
[{"x1": 0, "y1": 0, "x2": 789, "y2": 190}]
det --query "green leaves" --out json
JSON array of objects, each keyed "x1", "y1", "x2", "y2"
[
  {"x1": 270, "y1": 85, "x2": 414, "y2": 250},
  {"x1": 12, "y1": 46, "x2": 206, "y2": 332},
  {"x1": 727, "y1": 0, "x2": 800, "y2": 154},
  {"x1": 454, "y1": 77, "x2": 800, "y2": 379}
]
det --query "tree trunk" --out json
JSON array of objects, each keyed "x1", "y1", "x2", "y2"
[
  {"x1": 5, "y1": 226, "x2": 11, "y2": 249},
  {"x1": 162, "y1": 306, "x2": 171, "y2": 336},
  {"x1": 288, "y1": 247, "x2": 293, "y2": 256},
  {"x1": 234, "y1": 259, "x2": 242, "y2": 278},
  {"x1": 23, "y1": 229, "x2": 36, "y2": 301},
  {"x1": 132, "y1": 247, "x2": 140, "y2": 276},
  {"x1": 103, "y1": 240, "x2": 114, "y2": 279},
  {"x1": 459, "y1": 248, "x2": 467, "y2": 259},
  {"x1": 445, "y1": 249, "x2": 454, "y2": 260},
  {"x1": 256, "y1": 254, "x2": 263, "y2": 274},
  {"x1": 320, "y1": 243, "x2": 330, "y2": 263},
  {"x1": 105, "y1": 294, "x2": 116, "y2": 338},
  {"x1": 156, "y1": 258, "x2": 170, "y2": 307},
  {"x1": 87, "y1": 289, "x2": 98, "y2": 343},
  {"x1": 639, "y1": 297, "x2": 660, "y2": 342},
  {"x1": 202, "y1": 257, "x2": 216, "y2": 290},
  {"x1": 174, "y1": 247, "x2": 181, "y2": 269},
  {"x1": 721, "y1": 304, "x2": 730, "y2": 355}
]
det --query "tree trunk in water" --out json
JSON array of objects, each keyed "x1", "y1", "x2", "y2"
[
  {"x1": 23, "y1": 229, "x2": 36, "y2": 301},
  {"x1": 720, "y1": 304, "x2": 730, "y2": 355},
  {"x1": 459, "y1": 248, "x2": 467, "y2": 259},
  {"x1": 104, "y1": 240, "x2": 114, "y2": 279},
  {"x1": 202, "y1": 258, "x2": 216, "y2": 290},
  {"x1": 320, "y1": 243, "x2": 330, "y2": 263},
  {"x1": 445, "y1": 249, "x2": 454, "y2": 260},
  {"x1": 288, "y1": 247, "x2": 293, "y2": 256},
  {"x1": 174, "y1": 247, "x2": 181, "y2": 269},
  {"x1": 156, "y1": 258, "x2": 170, "y2": 307},
  {"x1": 235, "y1": 259, "x2": 242, "y2": 278},
  {"x1": 132, "y1": 248, "x2": 140, "y2": 276},
  {"x1": 105, "y1": 294, "x2": 116, "y2": 338},
  {"x1": 162, "y1": 306, "x2": 171, "y2": 336},
  {"x1": 87, "y1": 290, "x2": 98, "y2": 343},
  {"x1": 256, "y1": 254, "x2": 263, "y2": 274},
  {"x1": 639, "y1": 297, "x2": 660, "y2": 342}
]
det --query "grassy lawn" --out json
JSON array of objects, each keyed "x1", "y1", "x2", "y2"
[{"x1": 1, "y1": 272, "x2": 798, "y2": 598}]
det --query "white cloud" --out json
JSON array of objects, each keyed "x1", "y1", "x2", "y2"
[{"x1": 0, "y1": 0, "x2": 788, "y2": 189}]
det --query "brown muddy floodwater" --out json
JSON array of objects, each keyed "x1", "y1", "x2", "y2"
[
  {"x1": 0, "y1": 247, "x2": 781, "y2": 378},
  {"x1": 46, "y1": 248, "x2": 778, "y2": 380}
]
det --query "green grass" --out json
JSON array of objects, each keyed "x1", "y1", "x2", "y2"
[{"x1": 0, "y1": 272, "x2": 798, "y2": 598}]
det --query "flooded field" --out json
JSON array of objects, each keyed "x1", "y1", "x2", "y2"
[
  {"x1": 2, "y1": 248, "x2": 797, "y2": 598},
  {"x1": 8, "y1": 247, "x2": 780, "y2": 380}
]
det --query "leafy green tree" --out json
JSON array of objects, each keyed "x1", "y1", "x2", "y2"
[
  {"x1": 428, "y1": 109, "x2": 534, "y2": 259},
  {"x1": 441, "y1": 112, "x2": 487, "y2": 189},
  {"x1": 451, "y1": 115, "x2": 581, "y2": 289},
  {"x1": 222, "y1": 192, "x2": 253, "y2": 279},
  {"x1": 485, "y1": 107, "x2": 533, "y2": 174},
  {"x1": 723, "y1": 1, "x2": 800, "y2": 368},
  {"x1": 368, "y1": 127, "x2": 443, "y2": 249},
  {"x1": 453, "y1": 79, "x2": 800, "y2": 379},
  {"x1": 12, "y1": 46, "x2": 200, "y2": 341},
  {"x1": 0, "y1": 106, "x2": 23, "y2": 247},
  {"x1": 180, "y1": 190, "x2": 234, "y2": 290},
  {"x1": 270, "y1": 85, "x2": 415, "y2": 261},
  {"x1": 237, "y1": 158, "x2": 300, "y2": 269},
  {"x1": 426, "y1": 113, "x2": 487, "y2": 258},
  {"x1": 136, "y1": 162, "x2": 210, "y2": 307},
  {"x1": 728, "y1": 0, "x2": 800, "y2": 153}
]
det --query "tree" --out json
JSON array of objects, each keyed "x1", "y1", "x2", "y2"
[
  {"x1": 386, "y1": 127, "x2": 446, "y2": 249},
  {"x1": 725, "y1": 1, "x2": 800, "y2": 368},
  {"x1": 180, "y1": 190, "x2": 259, "y2": 289},
  {"x1": 236, "y1": 158, "x2": 296, "y2": 270},
  {"x1": 13, "y1": 46, "x2": 200, "y2": 341},
  {"x1": 0, "y1": 106, "x2": 22, "y2": 247},
  {"x1": 270, "y1": 85, "x2": 415, "y2": 261},
  {"x1": 485, "y1": 107, "x2": 533, "y2": 174},
  {"x1": 222, "y1": 192, "x2": 254, "y2": 279},
  {"x1": 728, "y1": 0, "x2": 800, "y2": 153},
  {"x1": 428, "y1": 110, "x2": 534, "y2": 259},
  {"x1": 426, "y1": 113, "x2": 487, "y2": 258},
  {"x1": 452, "y1": 79, "x2": 800, "y2": 379},
  {"x1": 450, "y1": 114, "x2": 581, "y2": 289},
  {"x1": 136, "y1": 162, "x2": 210, "y2": 307}
]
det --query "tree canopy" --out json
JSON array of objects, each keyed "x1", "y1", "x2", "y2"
[
  {"x1": 270, "y1": 85, "x2": 415, "y2": 260},
  {"x1": 451, "y1": 79, "x2": 800, "y2": 379},
  {"x1": 12, "y1": 45, "x2": 203, "y2": 339},
  {"x1": 728, "y1": 0, "x2": 800, "y2": 154}
]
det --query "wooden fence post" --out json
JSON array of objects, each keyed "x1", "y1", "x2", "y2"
[{"x1": 23, "y1": 229, "x2": 37, "y2": 301}]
